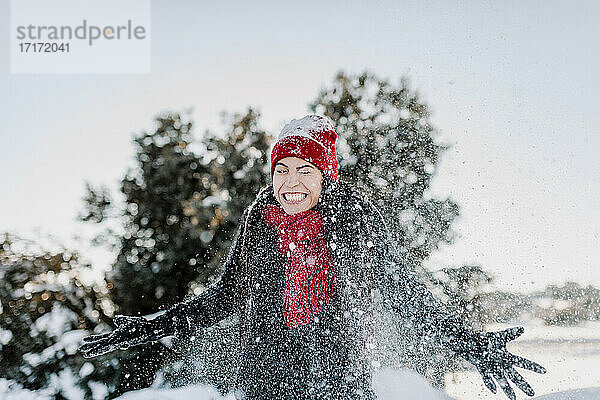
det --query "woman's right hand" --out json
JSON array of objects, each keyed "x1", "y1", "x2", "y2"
[{"x1": 79, "y1": 315, "x2": 164, "y2": 358}]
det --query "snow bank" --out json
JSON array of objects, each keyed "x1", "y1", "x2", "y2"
[
  {"x1": 115, "y1": 384, "x2": 236, "y2": 400},
  {"x1": 372, "y1": 368, "x2": 453, "y2": 400},
  {"x1": 4, "y1": 372, "x2": 600, "y2": 400},
  {"x1": 532, "y1": 388, "x2": 600, "y2": 400},
  {"x1": 0, "y1": 379, "x2": 52, "y2": 400},
  {"x1": 114, "y1": 368, "x2": 452, "y2": 400},
  {"x1": 485, "y1": 321, "x2": 600, "y2": 342}
]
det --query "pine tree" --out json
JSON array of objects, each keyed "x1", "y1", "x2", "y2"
[
  {"x1": 113, "y1": 112, "x2": 211, "y2": 314},
  {"x1": 163, "y1": 109, "x2": 272, "y2": 393},
  {"x1": 192, "y1": 108, "x2": 271, "y2": 277},
  {"x1": 106, "y1": 108, "x2": 270, "y2": 318},
  {"x1": 428, "y1": 265, "x2": 493, "y2": 329},
  {"x1": 309, "y1": 70, "x2": 462, "y2": 386},
  {"x1": 0, "y1": 233, "x2": 120, "y2": 400},
  {"x1": 80, "y1": 108, "x2": 271, "y2": 396},
  {"x1": 309, "y1": 70, "x2": 460, "y2": 268}
]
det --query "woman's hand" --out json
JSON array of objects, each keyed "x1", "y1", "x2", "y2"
[
  {"x1": 460, "y1": 327, "x2": 546, "y2": 400},
  {"x1": 79, "y1": 315, "x2": 166, "y2": 358}
]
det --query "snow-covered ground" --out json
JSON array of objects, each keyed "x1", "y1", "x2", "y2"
[
  {"x1": 114, "y1": 368, "x2": 452, "y2": 400},
  {"x1": 532, "y1": 388, "x2": 600, "y2": 400},
  {"x1": 2, "y1": 322, "x2": 599, "y2": 400}
]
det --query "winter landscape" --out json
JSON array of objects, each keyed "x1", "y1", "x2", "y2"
[
  {"x1": 2, "y1": 320, "x2": 599, "y2": 400},
  {"x1": 2, "y1": 2, "x2": 599, "y2": 400}
]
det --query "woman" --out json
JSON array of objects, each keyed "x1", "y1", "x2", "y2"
[{"x1": 80, "y1": 115, "x2": 545, "y2": 400}]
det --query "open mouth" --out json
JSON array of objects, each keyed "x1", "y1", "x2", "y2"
[{"x1": 282, "y1": 192, "x2": 308, "y2": 203}]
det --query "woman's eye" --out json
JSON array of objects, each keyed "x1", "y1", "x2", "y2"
[
  {"x1": 298, "y1": 169, "x2": 310, "y2": 175},
  {"x1": 275, "y1": 169, "x2": 287, "y2": 174}
]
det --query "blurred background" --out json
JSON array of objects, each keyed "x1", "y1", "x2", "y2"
[{"x1": 1, "y1": 1, "x2": 599, "y2": 399}]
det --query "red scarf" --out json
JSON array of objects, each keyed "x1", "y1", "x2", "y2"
[{"x1": 262, "y1": 204, "x2": 335, "y2": 328}]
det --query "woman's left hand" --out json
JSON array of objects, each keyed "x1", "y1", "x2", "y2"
[{"x1": 459, "y1": 327, "x2": 546, "y2": 400}]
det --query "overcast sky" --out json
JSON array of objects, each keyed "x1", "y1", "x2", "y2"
[{"x1": 1, "y1": 0, "x2": 598, "y2": 292}]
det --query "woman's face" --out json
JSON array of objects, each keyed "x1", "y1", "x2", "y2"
[{"x1": 273, "y1": 157, "x2": 323, "y2": 215}]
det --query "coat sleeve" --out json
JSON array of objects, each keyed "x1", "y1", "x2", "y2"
[
  {"x1": 156, "y1": 207, "x2": 249, "y2": 336},
  {"x1": 359, "y1": 195, "x2": 471, "y2": 352}
]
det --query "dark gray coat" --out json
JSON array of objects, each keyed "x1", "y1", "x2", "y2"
[{"x1": 164, "y1": 179, "x2": 466, "y2": 400}]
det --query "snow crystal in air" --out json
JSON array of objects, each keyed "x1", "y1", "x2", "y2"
[
  {"x1": 34, "y1": 304, "x2": 77, "y2": 338},
  {"x1": 0, "y1": 327, "x2": 13, "y2": 345},
  {"x1": 79, "y1": 362, "x2": 95, "y2": 378}
]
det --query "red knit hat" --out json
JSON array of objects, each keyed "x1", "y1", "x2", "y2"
[{"x1": 270, "y1": 115, "x2": 339, "y2": 181}]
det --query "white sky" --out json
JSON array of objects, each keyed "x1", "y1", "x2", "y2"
[{"x1": 1, "y1": 0, "x2": 598, "y2": 292}]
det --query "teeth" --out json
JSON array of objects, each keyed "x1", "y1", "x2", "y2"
[{"x1": 283, "y1": 193, "x2": 307, "y2": 202}]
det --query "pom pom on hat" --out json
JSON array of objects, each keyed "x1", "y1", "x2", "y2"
[{"x1": 270, "y1": 115, "x2": 339, "y2": 181}]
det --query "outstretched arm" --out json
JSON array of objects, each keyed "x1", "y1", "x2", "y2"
[
  {"x1": 360, "y1": 197, "x2": 465, "y2": 344},
  {"x1": 79, "y1": 208, "x2": 248, "y2": 358},
  {"x1": 361, "y1": 197, "x2": 546, "y2": 400}
]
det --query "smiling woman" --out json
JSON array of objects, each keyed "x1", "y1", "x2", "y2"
[
  {"x1": 80, "y1": 115, "x2": 546, "y2": 400},
  {"x1": 270, "y1": 114, "x2": 335, "y2": 215},
  {"x1": 273, "y1": 158, "x2": 323, "y2": 215}
]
